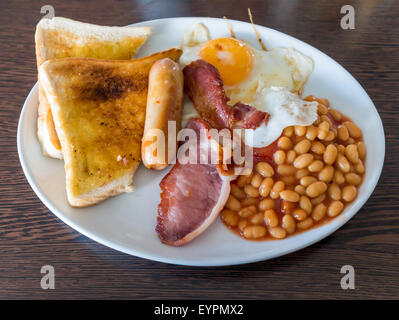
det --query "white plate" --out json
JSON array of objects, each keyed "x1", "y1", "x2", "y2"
[{"x1": 17, "y1": 17, "x2": 385, "y2": 266}]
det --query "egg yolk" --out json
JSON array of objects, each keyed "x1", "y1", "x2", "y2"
[{"x1": 199, "y1": 38, "x2": 254, "y2": 86}]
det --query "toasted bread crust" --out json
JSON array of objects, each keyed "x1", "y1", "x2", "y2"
[{"x1": 39, "y1": 48, "x2": 182, "y2": 207}]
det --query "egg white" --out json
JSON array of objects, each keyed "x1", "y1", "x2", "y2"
[{"x1": 245, "y1": 87, "x2": 318, "y2": 148}]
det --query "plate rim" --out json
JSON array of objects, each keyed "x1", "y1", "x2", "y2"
[{"x1": 17, "y1": 17, "x2": 385, "y2": 266}]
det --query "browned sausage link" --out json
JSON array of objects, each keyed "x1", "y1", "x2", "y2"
[{"x1": 142, "y1": 58, "x2": 184, "y2": 170}]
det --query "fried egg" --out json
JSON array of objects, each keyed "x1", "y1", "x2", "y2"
[
  {"x1": 180, "y1": 24, "x2": 313, "y2": 104},
  {"x1": 180, "y1": 23, "x2": 317, "y2": 147}
]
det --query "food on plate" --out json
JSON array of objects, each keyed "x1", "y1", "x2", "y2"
[
  {"x1": 35, "y1": 17, "x2": 151, "y2": 159},
  {"x1": 157, "y1": 23, "x2": 366, "y2": 245},
  {"x1": 183, "y1": 59, "x2": 269, "y2": 130},
  {"x1": 142, "y1": 58, "x2": 184, "y2": 170},
  {"x1": 180, "y1": 23, "x2": 313, "y2": 106},
  {"x1": 39, "y1": 48, "x2": 182, "y2": 207},
  {"x1": 31, "y1": 16, "x2": 367, "y2": 247},
  {"x1": 221, "y1": 96, "x2": 366, "y2": 240},
  {"x1": 243, "y1": 87, "x2": 318, "y2": 148},
  {"x1": 156, "y1": 118, "x2": 235, "y2": 246}
]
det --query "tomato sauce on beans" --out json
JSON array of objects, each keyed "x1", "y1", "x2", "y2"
[{"x1": 221, "y1": 96, "x2": 366, "y2": 240}]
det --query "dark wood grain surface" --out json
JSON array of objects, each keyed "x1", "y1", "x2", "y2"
[{"x1": 0, "y1": 0, "x2": 398, "y2": 299}]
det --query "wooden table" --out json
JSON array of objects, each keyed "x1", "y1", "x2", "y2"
[{"x1": 0, "y1": 0, "x2": 398, "y2": 299}]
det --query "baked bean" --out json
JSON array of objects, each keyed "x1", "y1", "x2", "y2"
[
  {"x1": 317, "y1": 128, "x2": 328, "y2": 140},
  {"x1": 294, "y1": 140, "x2": 311, "y2": 156},
  {"x1": 319, "y1": 120, "x2": 330, "y2": 132},
  {"x1": 295, "y1": 185, "x2": 307, "y2": 195},
  {"x1": 313, "y1": 116, "x2": 321, "y2": 126},
  {"x1": 345, "y1": 144, "x2": 359, "y2": 164},
  {"x1": 308, "y1": 160, "x2": 324, "y2": 172},
  {"x1": 282, "y1": 214, "x2": 296, "y2": 234},
  {"x1": 226, "y1": 195, "x2": 241, "y2": 211},
  {"x1": 294, "y1": 153, "x2": 314, "y2": 169},
  {"x1": 250, "y1": 212, "x2": 264, "y2": 225},
  {"x1": 346, "y1": 136, "x2": 354, "y2": 144},
  {"x1": 295, "y1": 168, "x2": 309, "y2": 179},
  {"x1": 251, "y1": 173, "x2": 263, "y2": 188},
  {"x1": 300, "y1": 175, "x2": 318, "y2": 187},
  {"x1": 333, "y1": 170, "x2": 345, "y2": 184},
  {"x1": 337, "y1": 154, "x2": 351, "y2": 173},
  {"x1": 259, "y1": 177, "x2": 274, "y2": 197},
  {"x1": 319, "y1": 98, "x2": 330, "y2": 107},
  {"x1": 264, "y1": 209, "x2": 279, "y2": 227},
  {"x1": 317, "y1": 103, "x2": 328, "y2": 115},
  {"x1": 322, "y1": 114, "x2": 333, "y2": 124},
  {"x1": 299, "y1": 195, "x2": 312, "y2": 214},
  {"x1": 277, "y1": 164, "x2": 296, "y2": 176},
  {"x1": 286, "y1": 150, "x2": 296, "y2": 164},
  {"x1": 328, "y1": 183, "x2": 341, "y2": 200},
  {"x1": 264, "y1": 209, "x2": 278, "y2": 228},
  {"x1": 324, "y1": 130, "x2": 336, "y2": 142},
  {"x1": 342, "y1": 185, "x2": 357, "y2": 202},
  {"x1": 256, "y1": 162, "x2": 274, "y2": 178},
  {"x1": 329, "y1": 109, "x2": 342, "y2": 121},
  {"x1": 327, "y1": 201, "x2": 344, "y2": 217},
  {"x1": 337, "y1": 144, "x2": 345, "y2": 154},
  {"x1": 357, "y1": 141, "x2": 366, "y2": 159},
  {"x1": 244, "y1": 184, "x2": 259, "y2": 198},
  {"x1": 293, "y1": 208, "x2": 308, "y2": 221},
  {"x1": 346, "y1": 173, "x2": 362, "y2": 186},
  {"x1": 297, "y1": 217, "x2": 314, "y2": 229},
  {"x1": 273, "y1": 150, "x2": 286, "y2": 165},
  {"x1": 240, "y1": 197, "x2": 259, "y2": 207},
  {"x1": 283, "y1": 126, "x2": 294, "y2": 137},
  {"x1": 238, "y1": 205, "x2": 257, "y2": 218},
  {"x1": 231, "y1": 184, "x2": 245, "y2": 200},
  {"x1": 306, "y1": 126, "x2": 318, "y2": 141},
  {"x1": 293, "y1": 135, "x2": 304, "y2": 144},
  {"x1": 306, "y1": 181, "x2": 327, "y2": 198},
  {"x1": 337, "y1": 125, "x2": 349, "y2": 141},
  {"x1": 311, "y1": 141, "x2": 326, "y2": 154},
  {"x1": 238, "y1": 219, "x2": 249, "y2": 232},
  {"x1": 259, "y1": 198, "x2": 275, "y2": 211},
  {"x1": 323, "y1": 144, "x2": 338, "y2": 165},
  {"x1": 270, "y1": 181, "x2": 285, "y2": 199},
  {"x1": 281, "y1": 200, "x2": 295, "y2": 214},
  {"x1": 310, "y1": 193, "x2": 326, "y2": 205},
  {"x1": 280, "y1": 190, "x2": 300, "y2": 202},
  {"x1": 319, "y1": 165, "x2": 334, "y2": 182},
  {"x1": 237, "y1": 174, "x2": 251, "y2": 188},
  {"x1": 344, "y1": 121, "x2": 362, "y2": 139},
  {"x1": 281, "y1": 175, "x2": 296, "y2": 185},
  {"x1": 269, "y1": 227, "x2": 287, "y2": 239},
  {"x1": 278, "y1": 136, "x2": 293, "y2": 150},
  {"x1": 295, "y1": 125, "x2": 307, "y2": 136},
  {"x1": 312, "y1": 203, "x2": 327, "y2": 221},
  {"x1": 221, "y1": 210, "x2": 239, "y2": 227},
  {"x1": 243, "y1": 225, "x2": 267, "y2": 239},
  {"x1": 347, "y1": 137, "x2": 356, "y2": 146},
  {"x1": 355, "y1": 160, "x2": 365, "y2": 174}
]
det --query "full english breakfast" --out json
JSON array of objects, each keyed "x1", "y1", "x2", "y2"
[{"x1": 34, "y1": 16, "x2": 366, "y2": 245}]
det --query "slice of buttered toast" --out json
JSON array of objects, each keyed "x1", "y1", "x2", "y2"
[
  {"x1": 39, "y1": 48, "x2": 182, "y2": 207},
  {"x1": 35, "y1": 17, "x2": 151, "y2": 159}
]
